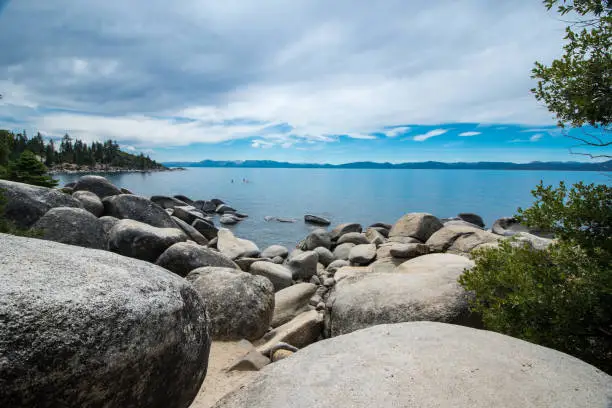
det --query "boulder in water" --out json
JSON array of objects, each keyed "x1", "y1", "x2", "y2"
[{"x1": 304, "y1": 214, "x2": 331, "y2": 226}]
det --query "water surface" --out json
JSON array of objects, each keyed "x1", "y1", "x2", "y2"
[{"x1": 56, "y1": 168, "x2": 609, "y2": 249}]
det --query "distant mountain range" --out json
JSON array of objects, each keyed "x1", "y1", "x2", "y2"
[{"x1": 162, "y1": 159, "x2": 612, "y2": 171}]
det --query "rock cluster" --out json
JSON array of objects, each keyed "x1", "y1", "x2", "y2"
[{"x1": 2, "y1": 176, "x2": 592, "y2": 408}]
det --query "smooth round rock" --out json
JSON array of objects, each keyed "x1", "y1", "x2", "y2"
[
  {"x1": 156, "y1": 241, "x2": 238, "y2": 277},
  {"x1": 72, "y1": 190, "x2": 104, "y2": 217},
  {"x1": 103, "y1": 194, "x2": 176, "y2": 228},
  {"x1": 389, "y1": 212, "x2": 443, "y2": 242},
  {"x1": 72, "y1": 175, "x2": 122, "y2": 199},
  {"x1": 0, "y1": 233, "x2": 211, "y2": 408},
  {"x1": 213, "y1": 322, "x2": 612, "y2": 408},
  {"x1": 304, "y1": 214, "x2": 331, "y2": 226},
  {"x1": 261, "y1": 245, "x2": 289, "y2": 259},
  {"x1": 32, "y1": 207, "x2": 106, "y2": 250},
  {"x1": 108, "y1": 219, "x2": 187, "y2": 262}
]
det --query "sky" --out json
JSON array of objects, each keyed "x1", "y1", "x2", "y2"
[{"x1": 0, "y1": 0, "x2": 598, "y2": 163}]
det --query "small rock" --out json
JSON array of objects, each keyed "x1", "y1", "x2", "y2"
[
  {"x1": 171, "y1": 216, "x2": 208, "y2": 245},
  {"x1": 173, "y1": 206, "x2": 207, "y2": 225},
  {"x1": 217, "y1": 229, "x2": 260, "y2": 259},
  {"x1": 348, "y1": 243, "x2": 377, "y2": 265},
  {"x1": 304, "y1": 214, "x2": 331, "y2": 226},
  {"x1": 235, "y1": 257, "x2": 267, "y2": 272},
  {"x1": 261, "y1": 245, "x2": 289, "y2": 259},
  {"x1": 220, "y1": 214, "x2": 240, "y2": 225},
  {"x1": 271, "y1": 256, "x2": 284, "y2": 264},
  {"x1": 389, "y1": 243, "x2": 429, "y2": 258},
  {"x1": 337, "y1": 232, "x2": 370, "y2": 245},
  {"x1": 365, "y1": 227, "x2": 386, "y2": 246},
  {"x1": 72, "y1": 190, "x2": 104, "y2": 217},
  {"x1": 272, "y1": 283, "x2": 317, "y2": 327},
  {"x1": 458, "y1": 212, "x2": 485, "y2": 228},
  {"x1": 257, "y1": 310, "x2": 324, "y2": 356},
  {"x1": 250, "y1": 262, "x2": 293, "y2": 291},
  {"x1": 287, "y1": 251, "x2": 319, "y2": 280},
  {"x1": 330, "y1": 223, "x2": 363, "y2": 241},
  {"x1": 302, "y1": 228, "x2": 332, "y2": 250},
  {"x1": 310, "y1": 275, "x2": 321, "y2": 285},
  {"x1": 332, "y1": 242, "x2": 356, "y2": 260},
  {"x1": 326, "y1": 259, "x2": 350, "y2": 275},
  {"x1": 313, "y1": 246, "x2": 335, "y2": 266},
  {"x1": 271, "y1": 349, "x2": 294, "y2": 362},
  {"x1": 228, "y1": 350, "x2": 270, "y2": 372},
  {"x1": 323, "y1": 278, "x2": 335, "y2": 287},
  {"x1": 192, "y1": 218, "x2": 219, "y2": 240},
  {"x1": 315, "y1": 302, "x2": 326, "y2": 311},
  {"x1": 155, "y1": 241, "x2": 238, "y2": 276},
  {"x1": 216, "y1": 203, "x2": 236, "y2": 214}
]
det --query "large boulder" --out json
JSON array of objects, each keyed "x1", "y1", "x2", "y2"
[
  {"x1": 150, "y1": 195, "x2": 189, "y2": 209},
  {"x1": 389, "y1": 212, "x2": 443, "y2": 242},
  {"x1": 426, "y1": 225, "x2": 499, "y2": 254},
  {"x1": 192, "y1": 218, "x2": 219, "y2": 240},
  {"x1": 171, "y1": 216, "x2": 209, "y2": 245},
  {"x1": 0, "y1": 179, "x2": 82, "y2": 228},
  {"x1": 72, "y1": 190, "x2": 104, "y2": 217},
  {"x1": 348, "y1": 243, "x2": 376, "y2": 265},
  {"x1": 458, "y1": 212, "x2": 485, "y2": 228},
  {"x1": 287, "y1": 250, "x2": 319, "y2": 280},
  {"x1": 333, "y1": 242, "x2": 356, "y2": 260},
  {"x1": 193, "y1": 200, "x2": 217, "y2": 213},
  {"x1": 173, "y1": 206, "x2": 206, "y2": 225},
  {"x1": 329, "y1": 253, "x2": 476, "y2": 336},
  {"x1": 261, "y1": 245, "x2": 289, "y2": 259},
  {"x1": 186, "y1": 267, "x2": 274, "y2": 341},
  {"x1": 98, "y1": 215, "x2": 120, "y2": 244},
  {"x1": 304, "y1": 214, "x2": 331, "y2": 226},
  {"x1": 337, "y1": 232, "x2": 370, "y2": 245},
  {"x1": 330, "y1": 223, "x2": 363, "y2": 241},
  {"x1": 156, "y1": 241, "x2": 238, "y2": 277},
  {"x1": 272, "y1": 283, "x2": 317, "y2": 328},
  {"x1": 214, "y1": 322, "x2": 612, "y2": 408},
  {"x1": 108, "y1": 219, "x2": 187, "y2": 262},
  {"x1": 301, "y1": 228, "x2": 332, "y2": 250},
  {"x1": 250, "y1": 262, "x2": 293, "y2": 291},
  {"x1": 103, "y1": 194, "x2": 176, "y2": 228},
  {"x1": 72, "y1": 175, "x2": 122, "y2": 199},
  {"x1": 388, "y1": 242, "x2": 429, "y2": 258},
  {"x1": 32, "y1": 207, "x2": 106, "y2": 250},
  {"x1": 217, "y1": 229, "x2": 260, "y2": 259},
  {"x1": 313, "y1": 246, "x2": 335, "y2": 267},
  {"x1": 0, "y1": 234, "x2": 210, "y2": 408}
]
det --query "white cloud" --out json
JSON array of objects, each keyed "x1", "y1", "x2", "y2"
[
  {"x1": 383, "y1": 127, "x2": 411, "y2": 137},
  {"x1": 413, "y1": 129, "x2": 449, "y2": 142},
  {"x1": 0, "y1": 0, "x2": 568, "y2": 147},
  {"x1": 458, "y1": 131, "x2": 481, "y2": 137},
  {"x1": 529, "y1": 133, "x2": 543, "y2": 142}
]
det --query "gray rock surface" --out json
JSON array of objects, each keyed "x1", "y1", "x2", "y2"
[
  {"x1": 32, "y1": 207, "x2": 106, "y2": 249},
  {"x1": 250, "y1": 262, "x2": 293, "y2": 292},
  {"x1": 304, "y1": 214, "x2": 331, "y2": 226},
  {"x1": 509, "y1": 232, "x2": 554, "y2": 250},
  {"x1": 458, "y1": 212, "x2": 485, "y2": 228},
  {"x1": 313, "y1": 246, "x2": 335, "y2": 267},
  {"x1": 108, "y1": 219, "x2": 187, "y2": 262},
  {"x1": 365, "y1": 228, "x2": 386, "y2": 246},
  {"x1": 337, "y1": 232, "x2": 370, "y2": 245},
  {"x1": 329, "y1": 253, "x2": 476, "y2": 336},
  {"x1": 103, "y1": 194, "x2": 176, "y2": 228},
  {"x1": 348, "y1": 244, "x2": 377, "y2": 265},
  {"x1": 187, "y1": 267, "x2": 274, "y2": 341},
  {"x1": 287, "y1": 250, "x2": 319, "y2": 280},
  {"x1": 150, "y1": 195, "x2": 189, "y2": 209},
  {"x1": 193, "y1": 200, "x2": 217, "y2": 213},
  {"x1": 156, "y1": 241, "x2": 238, "y2": 276},
  {"x1": 256, "y1": 310, "x2": 324, "y2": 357},
  {"x1": 261, "y1": 245, "x2": 289, "y2": 259},
  {"x1": 333, "y1": 242, "x2": 356, "y2": 260},
  {"x1": 330, "y1": 223, "x2": 363, "y2": 241},
  {"x1": 72, "y1": 175, "x2": 122, "y2": 199},
  {"x1": 272, "y1": 283, "x2": 317, "y2": 328},
  {"x1": 98, "y1": 215, "x2": 120, "y2": 243},
  {"x1": 389, "y1": 212, "x2": 443, "y2": 242},
  {"x1": 301, "y1": 228, "x2": 332, "y2": 250},
  {"x1": 0, "y1": 179, "x2": 83, "y2": 228},
  {"x1": 214, "y1": 322, "x2": 612, "y2": 408},
  {"x1": 217, "y1": 229, "x2": 260, "y2": 259},
  {"x1": 192, "y1": 218, "x2": 219, "y2": 240},
  {"x1": 235, "y1": 257, "x2": 270, "y2": 272},
  {"x1": 216, "y1": 204, "x2": 236, "y2": 214},
  {"x1": 72, "y1": 190, "x2": 104, "y2": 217},
  {"x1": 173, "y1": 206, "x2": 206, "y2": 225},
  {"x1": 326, "y1": 259, "x2": 350, "y2": 274},
  {"x1": 389, "y1": 243, "x2": 430, "y2": 258},
  {"x1": 171, "y1": 216, "x2": 209, "y2": 245},
  {"x1": 0, "y1": 234, "x2": 210, "y2": 408},
  {"x1": 426, "y1": 225, "x2": 499, "y2": 254},
  {"x1": 174, "y1": 194, "x2": 194, "y2": 205},
  {"x1": 220, "y1": 214, "x2": 239, "y2": 225}
]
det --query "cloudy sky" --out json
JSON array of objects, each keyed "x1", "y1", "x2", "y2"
[{"x1": 0, "y1": 0, "x2": 588, "y2": 163}]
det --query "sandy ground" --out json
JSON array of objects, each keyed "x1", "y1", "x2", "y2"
[{"x1": 190, "y1": 341, "x2": 260, "y2": 408}]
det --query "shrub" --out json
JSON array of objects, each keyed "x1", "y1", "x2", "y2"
[
  {"x1": 459, "y1": 182, "x2": 612, "y2": 373},
  {"x1": 5, "y1": 150, "x2": 58, "y2": 188}
]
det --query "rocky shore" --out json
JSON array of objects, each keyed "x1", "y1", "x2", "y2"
[
  {"x1": 48, "y1": 163, "x2": 184, "y2": 174},
  {"x1": 0, "y1": 175, "x2": 610, "y2": 408}
]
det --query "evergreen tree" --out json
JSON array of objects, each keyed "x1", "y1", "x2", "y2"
[{"x1": 7, "y1": 150, "x2": 58, "y2": 187}]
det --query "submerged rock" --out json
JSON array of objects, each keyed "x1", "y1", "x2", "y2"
[
  {"x1": 304, "y1": 214, "x2": 331, "y2": 226},
  {"x1": 0, "y1": 234, "x2": 211, "y2": 408}
]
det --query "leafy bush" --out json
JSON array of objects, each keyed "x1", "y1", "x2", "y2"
[{"x1": 459, "y1": 182, "x2": 612, "y2": 373}]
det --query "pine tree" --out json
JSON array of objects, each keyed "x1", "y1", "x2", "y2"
[{"x1": 7, "y1": 150, "x2": 58, "y2": 187}]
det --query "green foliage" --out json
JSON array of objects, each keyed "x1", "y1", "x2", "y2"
[
  {"x1": 459, "y1": 181, "x2": 612, "y2": 373},
  {"x1": 533, "y1": 1, "x2": 612, "y2": 129},
  {"x1": 517, "y1": 181, "x2": 612, "y2": 255},
  {"x1": 6, "y1": 150, "x2": 58, "y2": 188}
]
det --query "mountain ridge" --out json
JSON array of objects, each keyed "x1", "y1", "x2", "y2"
[{"x1": 162, "y1": 159, "x2": 612, "y2": 171}]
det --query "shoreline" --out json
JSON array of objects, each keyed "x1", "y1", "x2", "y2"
[{"x1": 49, "y1": 167, "x2": 185, "y2": 175}]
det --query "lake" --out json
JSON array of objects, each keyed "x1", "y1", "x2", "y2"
[{"x1": 56, "y1": 168, "x2": 609, "y2": 249}]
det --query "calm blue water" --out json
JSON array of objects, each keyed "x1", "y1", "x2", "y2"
[{"x1": 56, "y1": 168, "x2": 609, "y2": 249}]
